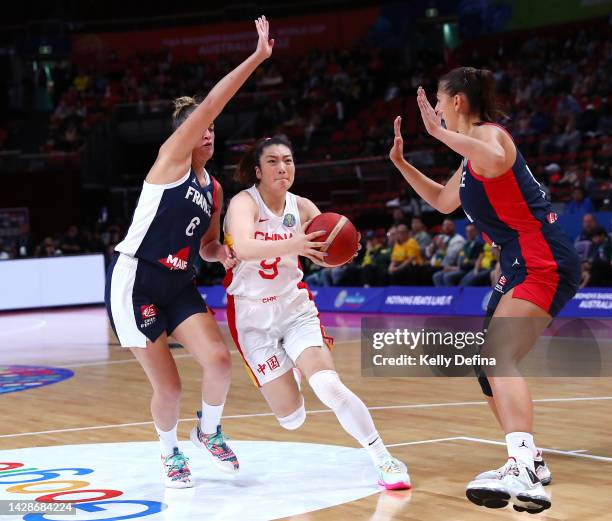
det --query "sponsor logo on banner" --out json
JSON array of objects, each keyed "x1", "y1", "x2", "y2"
[
  {"x1": 380, "y1": 288, "x2": 459, "y2": 315},
  {"x1": 334, "y1": 290, "x2": 366, "y2": 309},
  {"x1": 384, "y1": 295, "x2": 453, "y2": 306},
  {"x1": 558, "y1": 290, "x2": 612, "y2": 318},
  {"x1": 159, "y1": 246, "x2": 190, "y2": 271}
]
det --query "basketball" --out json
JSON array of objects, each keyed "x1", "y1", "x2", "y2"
[{"x1": 305, "y1": 212, "x2": 359, "y2": 266}]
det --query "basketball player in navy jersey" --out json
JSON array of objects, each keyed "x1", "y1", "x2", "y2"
[
  {"x1": 222, "y1": 136, "x2": 411, "y2": 490},
  {"x1": 105, "y1": 16, "x2": 274, "y2": 488},
  {"x1": 390, "y1": 67, "x2": 579, "y2": 513}
]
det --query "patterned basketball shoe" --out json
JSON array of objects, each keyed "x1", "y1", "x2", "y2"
[
  {"x1": 377, "y1": 458, "x2": 412, "y2": 490},
  {"x1": 190, "y1": 411, "x2": 239, "y2": 474},
  {"x1": 474, "y1": 452, "x2": 551, "y2": 486},
  {"x1": 161, "y1": 447, "x2": 193, "y2": 488},
  {"x1": 466, "y1": 458, "x2": 551, "y2": 514}
]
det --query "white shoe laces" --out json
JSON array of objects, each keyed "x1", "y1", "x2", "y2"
[{"x1": 381, "y1": 459, "x2": 404, "y2": 473}]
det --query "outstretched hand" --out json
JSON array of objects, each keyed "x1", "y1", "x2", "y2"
[
  {"x1": 417, "y1": 86, "x2": 443, "y2": 138},
  {"x1": 389, "y1": 116, "x2": 405, "y2": 164},
  {"x1": 254, "y1": 16, "x2": 274, "y2": 60}
]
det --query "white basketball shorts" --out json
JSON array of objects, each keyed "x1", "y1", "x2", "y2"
[{"x1": 226, "y1": 284, "x2": 332, "y2": 387}]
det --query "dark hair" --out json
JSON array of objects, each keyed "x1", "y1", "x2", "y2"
[
  {"x1": 172, "y1": 95, "x2": 199, "y2": 130},
  {"x1": 234, "y1": 135, "x2": 294, "y2": 185},
  {"x1": 439, "y1": 67, "x2": 503, "y2": 122}
]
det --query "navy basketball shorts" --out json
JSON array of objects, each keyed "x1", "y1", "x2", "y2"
[
  {"x1": 477, "y1": 233, "x2": 580, "y2": 396},
  {"x1": 105, "y1": 253, "x2": 208, "y2": 348},
  {"x1": 486, "y1": 235, "x2": 581, "y2": 318}
]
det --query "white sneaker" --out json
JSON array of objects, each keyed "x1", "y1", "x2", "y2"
[
  {"x1": 534, "y1": 452, "x2": 552, "y2": 486},
  {"x1": 377, "y1": 458, "x2": 412, "y2": 490},
  {"x1": 161, "y1": 447, "x2": 193, "y2": 488},
  {"x1": 466, "y1": 459, "x2": 551, "y2": 514},
  {"x1": 474, "y1": 453, "x2": 552, "y2": 486}
]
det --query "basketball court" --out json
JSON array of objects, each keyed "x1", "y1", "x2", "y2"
[{"x1": 1, "y1": 306, "x2": 610, "y2": 520}]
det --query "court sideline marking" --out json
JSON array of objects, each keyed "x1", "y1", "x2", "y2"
[
  {"x1": 1, "y1": 395, "x2": 610, "y2": 439},
  {"x1": 386, "y1": 437, "x2": 612, "y2": 463}
]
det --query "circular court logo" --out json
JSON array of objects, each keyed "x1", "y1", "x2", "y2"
[
  {"x1": 0, "y1": 365, "x2": 74, "y2": 395},
  {"x1": 0, "y1": 441, "x2": 378, "y2": 520}
]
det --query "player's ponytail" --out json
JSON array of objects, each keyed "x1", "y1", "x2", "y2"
[
  {"x1": 234, "y1": 135, "x2": 294, "y2": 185},
  {"x1": 172, "y1": 96, "x2": 199, "y2": 130},
  {"x1": 439, "y1": 67, "x2": 504, "y2": 122}
]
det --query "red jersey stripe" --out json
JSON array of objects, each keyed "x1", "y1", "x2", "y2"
[{"x1": 478, "y1": 167, "x2": 560, "y2": 312}]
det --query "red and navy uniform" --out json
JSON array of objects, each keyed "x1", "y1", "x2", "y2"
[{"x1": 459, "y1": 123, "x2": 580, "y2": 317}]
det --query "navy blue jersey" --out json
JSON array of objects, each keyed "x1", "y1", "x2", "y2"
[
  {"x1": 459, "y1": 123, "x2": 579, "y2": 314},
  {"x1": 115, "y1": 168, "x2": 218, "y2": 272}
]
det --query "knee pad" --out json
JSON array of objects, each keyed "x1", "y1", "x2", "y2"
[
  {"x1": 308, "y1": 370, "x2": 350, "y2": 410},
  {"x1": 277, "y1": 400, "x2": 306, "y2": 430}
]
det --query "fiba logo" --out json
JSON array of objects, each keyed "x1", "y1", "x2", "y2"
[
  {"x1": 335, "y1": 290, "x2": 348, "y2": 308},
  {"x1": 283, "y1": 213, "x2": 297, "y2": 227}
]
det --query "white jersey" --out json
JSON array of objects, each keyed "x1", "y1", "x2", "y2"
[{"x1": 224, "y1": 185, "x2": 303, "y2": 299}]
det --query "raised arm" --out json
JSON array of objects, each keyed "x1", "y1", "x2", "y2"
[
  {"x1": 417, "y1": 86, "x2": 512, "y2": 175},
  {"x1": 225, "y1": 192, "x2": 327, "y2": 262},
  {"x1": 389, "y1": 116, "x2": 461, "y2": 214},
  {"x1": 148, "y1": 17, "x2": 274, "y2": 183}
]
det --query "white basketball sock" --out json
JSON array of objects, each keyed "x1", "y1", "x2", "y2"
[
  {"x1": 308, "y1": 370, "x2": 390, "y2": 465},
  {"x1": 506, "y1": 432, "x2": 536, "y2": 471},
  {"x1": 155, "y1": 423, "x2": 179, "y2": 457},
  {"x1": 201, "y1": 401, "x2": 225, "y2": 434}
]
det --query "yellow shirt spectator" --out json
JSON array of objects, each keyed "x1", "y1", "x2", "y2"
[
  {"x1": 480, "y1": 243, "x2": 494, "y2": 270},
  {"x1": 391, "y1": 239, "x2": 423, "y2": 265}
]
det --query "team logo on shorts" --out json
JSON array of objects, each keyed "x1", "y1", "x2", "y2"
[
  {"x1": 494, "y1": 275, "x2": 507, "y2": 293},
  {"x1": 257, "y1": 355, "x2": 280, "y2": 375},
  {"x1": 140, "y1": 304, "x2": 158, "y2": 328},
  {"x1": 546, "y1": 212, "x2": 557, "y2": 224},
  {"x1": 283, "y1": 213, "x2": 296, "y2": 227}
]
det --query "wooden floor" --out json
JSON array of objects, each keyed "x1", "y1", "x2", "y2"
[{"x1": 1, "y1": 307, "x2": 611, "y2": 520}]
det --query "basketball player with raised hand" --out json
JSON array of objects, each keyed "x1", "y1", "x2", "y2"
[
  {"x1": 222, "y1": 135, "x2": 411, "y2": 490},
  {"x1": 105, "y1": 16, "x2": 274, "y2": 488},
  {"x1": 390, "y1": 67, "x2": 580, "y2": 513}
]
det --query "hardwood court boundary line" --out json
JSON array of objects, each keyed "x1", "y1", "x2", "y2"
[
  {"x1": 458, "y1": 437, "x2": 612, "y2": 463},
  {"x1": 59, "y1": 341, "x2": 358, "y2": 368},
  {"x1": 386, "y1": 437, "x2": 612, "y2": 463},
  {"x1": 1, "y1": 396, "x2": 611, "y2": 439}
]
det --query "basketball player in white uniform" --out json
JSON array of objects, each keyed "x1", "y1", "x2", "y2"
[{"x1": 223, "y1": 136, "x2": 411, "y2": 490}]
